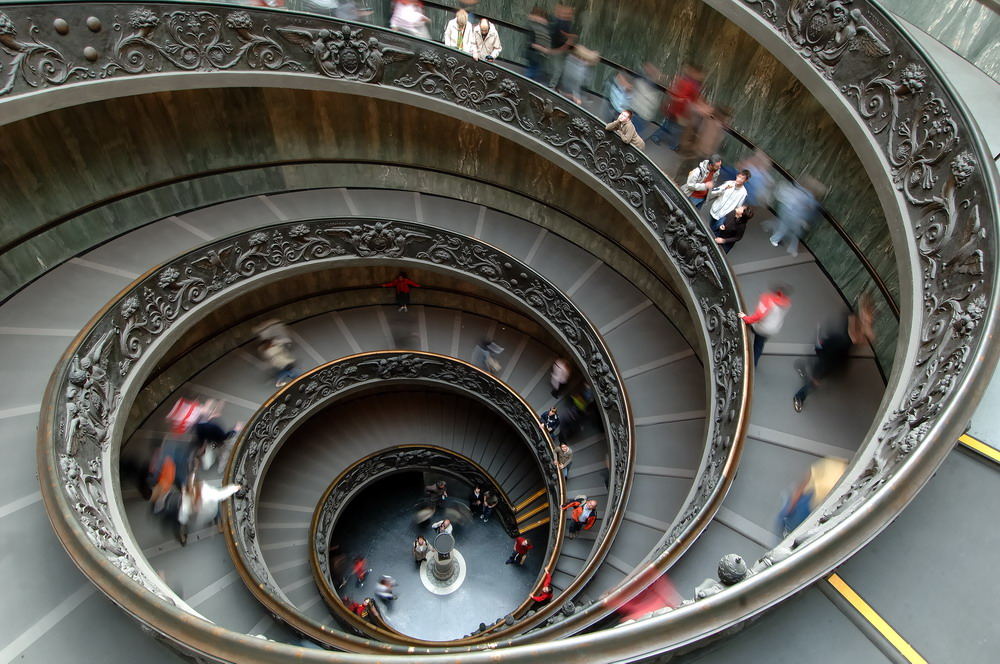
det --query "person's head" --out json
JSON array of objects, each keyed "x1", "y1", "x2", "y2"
[
  {"x1": 479, "y1": 18, "x2": 490, "y2": 35},
  {"x1": 399, "y1": 270, "x2": 408, "y2": 279},
  {"x1": 455, "y1": 8, "x2": 468, "y2": 27},
  {"x1": 560, "y1": 443, "x2": 570, "y2": 453},
  {"x1": 770, "y1": 283, "x2": 793, "y2": 298},
  {"x1": 443, "y1": 519, "x2": 451, "y2": 527},
  {"x1": 548, "y1": 406, "x2": 558, "y2": 415},
  {"x1": 436, "y1": 480, "x2": 446, "y2": 489},
  {"x1": 735, "y1": 169, "x2": 752, "y2": 186},
  {"x1": 586, "y1": 500, "x2": 597, "y2": 509},
  {"x1": 618, "y1": 108, "x2": 633, "y2": 122},
  {"x1": 416, "y1": 535, "x2": 426, "y2": 545},
  {"x1": 708, "y1": 154, "x2": 722, "y2": 171},
  {"x1": 529, "y1": 5, "x2": 546, "y2": 19},
  {"x1": 735, "y1": 205, "x2": 754, "y2": 221}
]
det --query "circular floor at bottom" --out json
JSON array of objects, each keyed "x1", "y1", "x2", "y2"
[{"x1": 334, "y1": 473, "x2": 547, "y2": 640}]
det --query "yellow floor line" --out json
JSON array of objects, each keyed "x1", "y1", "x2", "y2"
[
  {"x1": 513, "y1": 488, "x2": 546, "y2": 512},
  {"x1": 959, "y1": 434, "x2": 1000, "y2": 464},
  {"x1": 516, "y1": 502, "x2": 549, "y2": 523},
  {"x1": 826, "y1": 574, "x2": 928, "y2": 664},
  {"x1": 518, "y1": 517, "x2": 550, "y2": 534}
]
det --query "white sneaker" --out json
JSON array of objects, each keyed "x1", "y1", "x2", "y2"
[{"x1": 770, "y1": 239, "x2": 779, "y2": 247}]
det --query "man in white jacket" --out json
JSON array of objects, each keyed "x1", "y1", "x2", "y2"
[
  {"x1": 472, "y1": 18, "x2": 502, "y2": 61},
  {"x1": 443, "y1": 9, "x2": 475, "y2": 55},
  {"x1": 707, "y1": 169, "x2": 751, "y2": 231}
]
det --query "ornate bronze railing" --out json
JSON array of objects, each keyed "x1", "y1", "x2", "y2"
[
  {"x1": 25, "y1": 2, "x2": 753, "y2": 660},
  {"x1": 309, "y1": 448, "x2": 543, "y2": 639},
  {"x1": 223, "y1": 352, "x2": 563, "y2": 647}
]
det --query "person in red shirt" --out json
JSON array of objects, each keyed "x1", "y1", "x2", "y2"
[
  {"x1": 381, "y1": 271, "x2": 421, "y2": 312},
  {"x1": 505, "y1": 536, "x2": 534, "y2": 565},
  {"x1": 531, "y1": 572, "x2": 553, "y2": 607},
  {"x1": 352, "y1": 555, "x2": 371, "y2": 587},
  {"x1": 739, "y1": 286, "x2": 793, "y2": 367},
  {"x1": 649, "y1": 63, "x2": 704, "y2": 150}
]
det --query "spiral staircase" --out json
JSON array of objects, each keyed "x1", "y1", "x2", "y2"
[{"x1": 0, "y1": 1, "x2": 997, "y2": 662}]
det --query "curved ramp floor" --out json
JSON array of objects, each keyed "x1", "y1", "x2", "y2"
[{"x1": 1, "y1": 186, "x2": 887, "y2": 660}]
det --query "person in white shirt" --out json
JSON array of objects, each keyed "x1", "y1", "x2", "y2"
[
  {"x1": 431, "y1": 518, "x2": 453, "y2": 535},
  {"x1": 443, "y1": 9, "x2": 475, "y2": 55},
  {"x1": 177, "y1": 477, "x2": 240, "y2": 544},
  {"x1": 472, "y1": 18, "x2": 502, "y2": 61},
  {"x1": 707, "y1": 170, "x2": 751, "y2": 231}
]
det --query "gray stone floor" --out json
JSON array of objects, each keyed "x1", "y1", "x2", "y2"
[{"x1": 334, "y1": 474, "x2": 547, "y2": 641}]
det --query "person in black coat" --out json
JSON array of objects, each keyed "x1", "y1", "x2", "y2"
[{"x1": 713, "y1": 205, "x2": 754, "y2": 254}]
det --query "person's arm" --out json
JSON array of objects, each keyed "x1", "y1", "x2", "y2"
[
  {"x1": 604, "y1": 119, "x2": 622, "y2": 131},
  {"x1": 380, "y1": 279, "x2": 397, "y2": 288},
  {"x1": 403, "y1": 278, "x2": 420, "y2": 288},
  {"x1": 740, "y1": 299, "x2": 770, "y2": 324}
]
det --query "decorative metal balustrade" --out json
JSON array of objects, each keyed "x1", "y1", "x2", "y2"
[
  {"x1": 302, "y1": 432, "x2": 550, "y2": 639},
  {"x1": 22, "y1": 0, "x2": 994, "y2": 659},
  {"x1": 223, "y1": 351, "x2": 564, "y2": 646}
]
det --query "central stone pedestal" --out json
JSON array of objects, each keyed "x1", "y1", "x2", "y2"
[{"x1": 419, "y1": 533, "x2": 467, "y2": 595}]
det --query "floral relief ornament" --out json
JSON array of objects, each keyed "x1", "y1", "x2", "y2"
[
  {"x1": 103, "y1": 8, "x2": 302, "y2": 76},
  {"x1": 0, "y1": 11, "x2": 93, "y2": 95}
]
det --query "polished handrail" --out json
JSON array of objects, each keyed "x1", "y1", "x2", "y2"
[
  {"x1": 26, "y1": 3, "x2": 751, "y2": 660},
  {"x1": 222, "y1": 353, "x2": 563, "y2": 647},
  {"x1": 307, "y1": 444, "x2": 547, "y2": 640}
]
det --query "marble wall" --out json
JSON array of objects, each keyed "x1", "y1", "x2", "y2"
[
  {"x1": 424, "y1": 0, "x2": 899, "y2": 369},
  {"x1": 879, "y1": 0, "x2": 1000, "y2": 83}
]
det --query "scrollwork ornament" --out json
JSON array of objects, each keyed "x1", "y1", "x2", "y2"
[
  {"x1": 0, "y1": 11, "x2": 94, "y2": 94},
  {"x1": 103, "y1": 8, "x2": 302, "y2": 77}
]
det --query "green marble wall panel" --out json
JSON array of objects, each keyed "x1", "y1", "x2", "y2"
[
  {"x1": 0, "y1": 87, "x2": 695, "y2": 346},
  {"x1": 879, "y1": 0, "x2": 1000, "y2": 83},
  {"x1": 385, "y1": 0, "x2": 900, "y2": 370}
]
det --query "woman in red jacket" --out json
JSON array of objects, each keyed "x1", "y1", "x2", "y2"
[{"x1": 381, "y1": 271, "x2": 421, "y2": 312}]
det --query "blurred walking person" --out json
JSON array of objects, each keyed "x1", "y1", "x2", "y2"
[
  {"x1": 778, "y1": 458, "x2": 847, "y2": 535},
  {"x1": 524, "y1": 5, "x2": 551, "y2": 82},
  {"x1": 472, "y1": 339, "x2": 503, "y2": 374},
  {"x1": 444, "y1": 8, "x2": 475, "y2": 56},
  {"x1": 629, "y1": 63, "x2": 663, "y2": 136},
  {"x1": 559, "y1": 44, "x2": 598, "y2": 105},
  {"x1": 770, "y1": 177, "x2": 825, "y2": 257},
  {"x1": 649, "y1": 63, "x2": 704, "y2": 150},
  {"x1": 390, "y1": 0, "x2": 430, "y2": 39},
  {"x1": 739, "y1": 285, "x2": 792, "y2": 366},
  {"x1": 177, "y1": 475, "x2": 241, "y2": 545},
  {"x1": 550, "y1": 358, "x2": 570, "y2": 397},
  {"x1": 375, "y1": 575, "x2": 398, "y2": 602},
  {"x1": 793, "y1": 295, "x2": 875, "y2": 412},
  {"x1": 353, "y1": 555, "x2": 371, "y2": 587},
  {"x1": 738, "y1": 150, "x2": 775, "y2": 207},
  {"x1": 548, "y1": 3, "x2": 578, "y2": 89}
]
